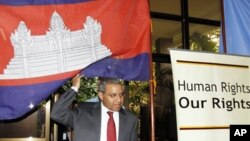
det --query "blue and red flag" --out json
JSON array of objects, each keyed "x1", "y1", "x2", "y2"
[
  {"x1": 0, "y1": 0, "x2": 151, "y2": 120},
  {"x1": 220, "y1": 0, "x2": 250, "y2": 56}
]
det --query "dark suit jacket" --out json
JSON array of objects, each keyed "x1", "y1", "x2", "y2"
[{"x1": 51, "y1": 89, "x2": 138, "y2": 141}]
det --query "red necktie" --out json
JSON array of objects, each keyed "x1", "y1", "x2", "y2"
[{"x1": 107, "y1": 111, "x2": 116, "y2": 141}]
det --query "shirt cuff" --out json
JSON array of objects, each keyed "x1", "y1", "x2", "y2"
[{"x1": 71, "y1": 86, "x2": 79, "y2": 92}]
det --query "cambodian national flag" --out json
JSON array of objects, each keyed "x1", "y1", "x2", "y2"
[
  {"x1": 0, "y1": 0, "x2": 151, "y2": 120},
  {"x1": 219, "y1": 0, "x2": 250, "y2": 56}
]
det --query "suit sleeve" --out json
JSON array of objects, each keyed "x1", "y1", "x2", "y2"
[{"x1": 50, "y1": 88, "x2": 76, "y2": 128}]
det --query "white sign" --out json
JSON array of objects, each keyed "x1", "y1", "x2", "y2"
[{"x1": 170, "y1": 49, "x2": 250, "y2": 141}]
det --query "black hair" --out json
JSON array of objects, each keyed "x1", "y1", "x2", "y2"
[{"x1": 98, "y1": 77, "x2": 123, "y2": 93}]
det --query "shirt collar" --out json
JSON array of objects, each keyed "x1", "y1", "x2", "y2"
[{"x1": 101, "y1": 102, "x2": 119, "y2": 114}]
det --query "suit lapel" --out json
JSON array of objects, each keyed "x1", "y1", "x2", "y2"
[
  {"x1": 118, "y1": 109, "x2": 127, "y2": 141},
  {"x1": 92, "y1": 102, "x2": 101, "y2": 141},
  {"x1": 91, "y1": 103, "x2": 129, "y2": 141}
]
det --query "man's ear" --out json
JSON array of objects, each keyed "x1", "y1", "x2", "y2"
[{"x1": 98, "y1": 92, "x2": 104, "y2": 101}]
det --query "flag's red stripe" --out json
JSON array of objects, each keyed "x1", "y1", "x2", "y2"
[
  {"x1": 0, "y1": 70, "x2": 79, "y2": 86},
  {"x1": 0, "y1": 0, "x2": 150, "y2": 74}
]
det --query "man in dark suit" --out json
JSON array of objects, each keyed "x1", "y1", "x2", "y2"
[{"x1": 51, "y1": 74, "x2": 138, "y2": 141}]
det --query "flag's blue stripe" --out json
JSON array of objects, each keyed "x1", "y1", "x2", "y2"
[
  {"x1": 0, "y1": 0, "x2": 92, "y2": 6},
  {"x1": 84, "y1": 53, "x2": 150, "y2": 81},
  {"x1": 0, "y1": 53, "x2": 149, "y2": 120},
  {"x1": 0, "y1": 79, "x2": 67, "y2": 120}
]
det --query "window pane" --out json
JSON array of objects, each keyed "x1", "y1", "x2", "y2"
[
  {"x1": 139, "y1": 62, "x2": 177, "y2": 141},
  {"x1": 150, "y1": 0, "x2": 181, "y2": 15},
  {"x1": 152, "y1": 19, "x2": 182, "y2": 54},
  {"x1": 189, "y1": 0, "x2": 221, "y2": 21},
  {"x1": 154, "y1": 63, "x2": 177, "y2": 141},
  {"x1": 0, "y1": 102, "x2": 48, "y2": 139},
  {"x1": 189, "y1": 24, "x2": 220, "y2": 52}
]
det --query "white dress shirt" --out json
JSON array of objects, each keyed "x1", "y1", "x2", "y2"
[{"x1": 100, "y1": 102, "x2": 119, "y2": 141}]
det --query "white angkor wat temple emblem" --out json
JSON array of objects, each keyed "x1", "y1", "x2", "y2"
[{"x1": 0, "y1": 11, "x2": 112, "y2": 79}]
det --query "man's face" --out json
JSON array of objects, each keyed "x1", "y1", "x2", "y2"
[{"x1": 98, "y1": 83, "x2": 124, "y2": 111}]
